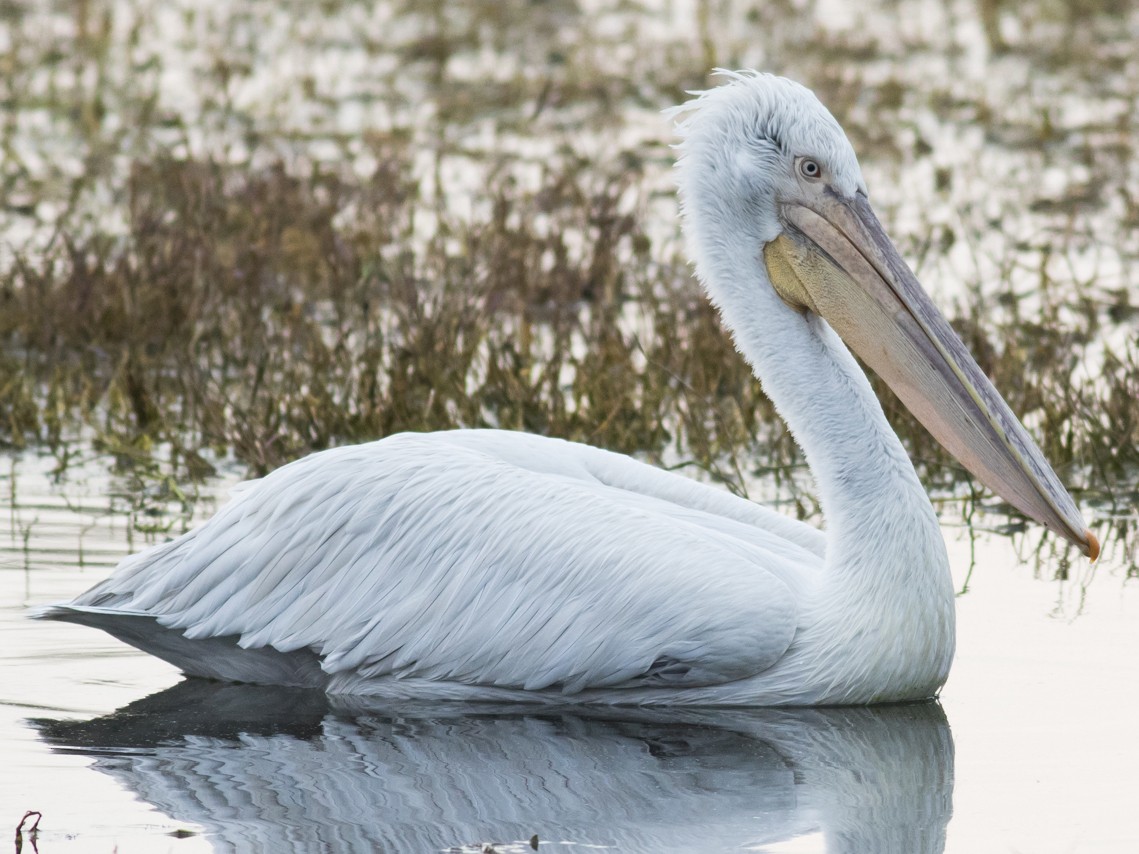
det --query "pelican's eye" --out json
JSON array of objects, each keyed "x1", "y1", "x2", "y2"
[{"x1": 797, "y1": 158, "x2": 822, "y2": 181}]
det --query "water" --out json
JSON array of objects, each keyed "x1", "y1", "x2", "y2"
[{"x1": 2, "y1": 450, "x2": 1138, "y2": 853}]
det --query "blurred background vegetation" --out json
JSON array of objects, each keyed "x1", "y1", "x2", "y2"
[{"x1": 1, "y1": 0, "x2": 1136, "y2": 565}]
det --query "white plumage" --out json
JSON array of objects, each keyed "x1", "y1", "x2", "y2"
[{"x1": 39, "y1": 71, "x2": 1093, "y2": 705}]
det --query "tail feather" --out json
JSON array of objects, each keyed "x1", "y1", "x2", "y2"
[{"x1": 34, "y1": 605, "x2": 329, "y2": 689}]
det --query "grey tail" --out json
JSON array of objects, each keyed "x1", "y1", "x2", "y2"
[{"x1": 33, "y1": 605, "x2": 329, "y2": 689}]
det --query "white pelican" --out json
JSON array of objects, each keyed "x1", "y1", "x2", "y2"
[{"x1": 39, "y1": 72, "x2": 1097, "y2": 705}]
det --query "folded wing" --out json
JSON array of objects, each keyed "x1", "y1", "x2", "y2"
[{"x1": 47, "y1": 432, "x2": 820, "y2": 695}]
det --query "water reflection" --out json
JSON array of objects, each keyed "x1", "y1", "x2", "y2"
[{"x1": 33, "y1": 682, "x2": 953, "y2": 853}]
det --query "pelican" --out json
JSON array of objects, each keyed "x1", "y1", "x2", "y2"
[{"x1": 38, "y1": 72, "x2": 1097, "y2": 705}]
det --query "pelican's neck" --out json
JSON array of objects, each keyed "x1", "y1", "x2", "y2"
[
  {"x1": 755, "y1": 309, "x2": 937, "y2": 563},
  {"x1": 703, "y1": 241, "x2": 948, "y2": 586}
]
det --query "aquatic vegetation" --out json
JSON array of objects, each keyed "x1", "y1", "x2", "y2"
[{"x1": 1, "y1": 0, "x2": 1137, "y2": 564}]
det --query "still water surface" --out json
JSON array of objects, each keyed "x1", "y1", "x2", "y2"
[{"x1": 2, "y1": 450, "x2": 1137, "y2": 853}]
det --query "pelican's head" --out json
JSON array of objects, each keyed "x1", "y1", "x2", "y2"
[
  {"x1": 671, "y1": 71, "x2": 1098, "y2": 560},
  {"x1": 672, "y1": 71, "x2": 866, "y2": 252}
]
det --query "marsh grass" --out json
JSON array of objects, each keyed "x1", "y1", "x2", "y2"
[
  {"x1": 2, "y1": 149, "x2": 784, "y2": 479},
  {"x1": 1, "y1": 0, "x2": 1137, "y2": 565}
]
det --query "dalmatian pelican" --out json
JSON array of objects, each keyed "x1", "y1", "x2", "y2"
[{"x1": 38, "y1": 71, "x2": 1097, "y2": 705}]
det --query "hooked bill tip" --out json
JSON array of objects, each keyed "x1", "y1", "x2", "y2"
[{"x1": 1084, "y1": 529, "x2": 1101, "y2": 563}]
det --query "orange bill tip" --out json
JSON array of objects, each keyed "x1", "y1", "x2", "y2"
[{"x1": 1084, "y1": 529, "x2": 1100, "y2": 563}]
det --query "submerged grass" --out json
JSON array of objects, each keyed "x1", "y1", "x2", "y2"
[{"x1": 1, "y1": 0, "x2": 1137, "y2": 565}]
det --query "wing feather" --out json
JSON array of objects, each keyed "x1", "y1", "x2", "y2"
[{"x1": 67, "y1": 431, "x2": 820, "y2": 694}]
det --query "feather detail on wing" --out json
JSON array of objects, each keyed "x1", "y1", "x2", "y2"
[{"x1": 57, "y1": 431, "x2": 820, "y2": 694}]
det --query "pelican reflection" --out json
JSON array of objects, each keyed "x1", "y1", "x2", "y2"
[{"x1": 34, "y1": 681, "x2": 953, "y2": 852}]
